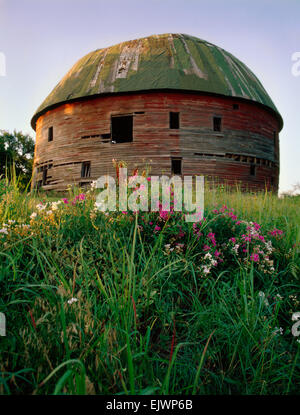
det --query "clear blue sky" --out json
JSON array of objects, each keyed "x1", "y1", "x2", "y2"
[{"x1": 0, "y1": 0, "x2": 299, "y2": 192}]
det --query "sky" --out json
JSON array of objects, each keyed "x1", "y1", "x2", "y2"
[{"x1": 0, "y1": 0, "x2": 299, "y2": 193}]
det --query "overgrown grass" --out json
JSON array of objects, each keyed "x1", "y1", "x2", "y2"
[{"x1": 0, "y1": 178, "x2": 299, "y2": 395}]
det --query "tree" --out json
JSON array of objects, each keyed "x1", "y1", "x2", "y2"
[{"x1": 0, "y1": 130, "x2": 34, "y2": 189}]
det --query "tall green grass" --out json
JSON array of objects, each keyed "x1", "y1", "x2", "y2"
[{"x1": 0, "y1": 180, "x2": 299, "y2": 395}]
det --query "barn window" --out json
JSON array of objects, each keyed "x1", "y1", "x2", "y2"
[
  {"x1": 169, "y1": 112, "x2": 180, "y2": 129},
  {"x1": 111, "y1": 115, "x2": 133, "y2": 143},
  {"x1": 48, "y1": 126, "x2": 53, "y2": 142},
  {"x1": 250, "y1": 164, "x2": 256, "y2": 176},
  {"x1": 81, "y1": 161, "x2": 91, "y2": 178},
  {"x1": 171, "y1": 157, "x2": 182, "y2": 175},
  {"x1": 213, "y1": 116, "x2": 222, "y2": 132},
  {"x1": 233, "y1": 104, "x2": 239, "y2": 110}
]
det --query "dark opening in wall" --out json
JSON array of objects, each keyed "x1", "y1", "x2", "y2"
[
  {"x1": 111, "y1": 115, "x2": 133, "y2": 143},
  {"x1": 233, "y1": 104, "x2": 239, "y2": 110},
  {"x1": 171, "y1": 157, "x2": 182, "y2": 175},
  {"x1": 42, "y1": 169, "x2": 47, "y2": 185},
  {"x1": 169, "y1": 112, "x2": 180, "y2": 129},
  {"x1": 81, "y1": 161, "x2": 91, "y2": 178},
  {"x1": 250, "y1": 164, "x2": 256, "y2": 176},
  {"x1": 213, "y1": 116, "x2": 222, "y2": 132},
  {"x1": 101, "y1": 133, "x2": 111, "y2": 139},
  {"x1": 48, "y1": 127, "x2": 53, "y2": 142}
]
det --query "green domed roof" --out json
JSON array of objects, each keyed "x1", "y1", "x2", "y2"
[{"x1": 31, "y1": 33, "x2": 282, "y2": 129}]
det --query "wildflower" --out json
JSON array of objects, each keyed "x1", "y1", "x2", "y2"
[
  {"x1": 292, "y1": 312, "x2": 300, "y2": 321},
  {"x1": 62, "y1": 198, "x2": 69, "y2": 204},
  {"x1": 0, "y1": 228, "x2": 8, "y2": 235},
  {"x1": 258, "y1": 291, "x2": 269, "y2": 306},
  {"x1": 67, "y1": 297, "x2": 78, "y2": 305},
  {"x1": 269, "y1": 228, "x2": 283, "y2": 237},
  {"x1": 242, "y1": 234, "x2": 252, "y2": 242},
  {"x1": 265, "y1": 241, "x2": 273, "y2": 254},
  {"x1": 36, "y1": 203, "x2": 46, "y2": 211},
  {"x1": 175, "y1": 243, "x2": 185, "y2": 253},
  {"x1": 273, "y1": 326, "x2": 284, "y2": 335},
  {"x1": 30, "y1": 212, "x2": 37, "y2": 219},
  {"x1": 203, "y1": 245, "x2": 210, "y2": 252},
  {"x1": 253, "y1": 222, "x2": 261, "y2": 231},
  {"x1": 207, "y1": 232, "x2": 216, "y2": 246},
  {"x1": 154, "y1": 225, "x2": 161, "y2": 232},
  {"x1": 202, "y1": 265, "x2": 210, "y2": 274},
  {"x1": 250, "y1": 253, "x2": 260, "y2": 262},
  {"x1": 159, "y1": 210, "x2": 169, "y2": 220},
  {"x1": 164, "y1": 244, "x2": 174, "y2": 254},
  {"x1": 232, "y1": 244, "x2": 239, "y2": 254},
  {"x1": 229, "y1": 237, "x2": 236, "y2": 244}
]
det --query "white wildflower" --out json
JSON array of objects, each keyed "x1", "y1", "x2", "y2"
[
  {"x1": 30, "y1": 212, "x2": 37, "y2": 219},
  {"x1": 273, "y1": 326, "x2": 284, "y2": 335},
  {"x1": 265, "y1": 241, "x2": 273, "y2": 254},
  {"x1": 67, "y1": 297, "x2": 78, "y2": 305},
  {"x1": 36, "y1": 203, "x2": 46, "y2": 211},
  {"x1": 258, "y1": 291, "x2": 269, "y2": 306},
  {"x1": 0, "y1": 228, "x2": 8, "y2": 234},
  {"x1": 202, "y1": 265, "x2": 211, "y2": 274}
]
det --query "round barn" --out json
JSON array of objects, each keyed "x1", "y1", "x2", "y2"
[{"x1": 31, "y1": 33, "x2": 283, "y2": 192}]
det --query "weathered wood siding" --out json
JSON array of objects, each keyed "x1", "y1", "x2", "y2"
[{"x1": 32, "y1": 91, "x2": 280, "y2": 191}]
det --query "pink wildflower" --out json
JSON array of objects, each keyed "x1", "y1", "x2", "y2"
[{"x1": 250, "y1": 253, "x2": 260, "y2": 262}]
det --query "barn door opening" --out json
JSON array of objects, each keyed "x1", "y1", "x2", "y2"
[
  {"x1": 111, "y1": 115, "x2": 133, "y2": 143},
  {"x1": 171, "y1": 157, "x2": 182, "y2": 175}
]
